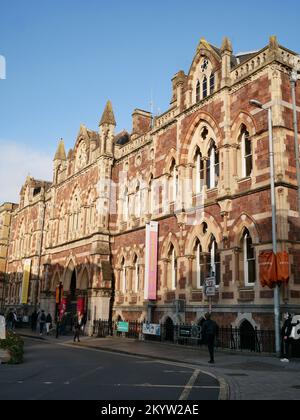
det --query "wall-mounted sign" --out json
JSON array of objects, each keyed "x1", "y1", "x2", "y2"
[
  {"x1": 142, "y1": 323, "x2": 161, "y2": 336},
  {"x1": 117, "y1": 322, "x2": 129, "y2": 333}
]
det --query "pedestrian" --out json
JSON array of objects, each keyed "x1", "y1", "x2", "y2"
[
  {"x1": 73, "y1": 313, "x2": 82, "y2": 343},
  {"x1": 6, "y1": 310, "x2": 14, "y2": 330},
  {"x1": 12, "y1": 310, "x2": 17, "y2": 330},
  {"x1": 202, "y1": 312, "x2": 219, "y2": 364},
  {"x1": 39, "y1": 310, "x2": 46, "y2": 335},
  {"x1": 31, "y1": 310, "x2": 38, "y2": 332},
  {"x1": 46, "y1": 313, "x2": 52, "y2": 336},
  {"x1": 0, "y1": 312, "x2": 6, "y2": 340},
  {"x1": 55, "y1": 317, "x2": 61, "y2": 339},
  {"x1": 280, "y1": 312, "x2": 293, "y2": 363},
  {"x1": 81, "y1": 312, "x2": 87, "y2": 335}
]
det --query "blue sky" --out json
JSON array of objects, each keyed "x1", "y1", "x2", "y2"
[{"x1": 1, "y1": 0, "x2": 300, "y2": 202}]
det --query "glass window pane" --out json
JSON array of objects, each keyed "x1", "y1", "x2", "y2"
[
  {"x1": 248, "y1": 260, "x2": 256, "y2": 283},
  {"x1": 210, "y1": 74, "x2": 215, "y2": 94},
  {"x1": 203, "y1": 77, "x2": 208, "y2": 98}
]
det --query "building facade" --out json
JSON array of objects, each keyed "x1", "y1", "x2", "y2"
[
  {"x1": 0, "y1": 203, "x2": 16, "y2": 311},
  {"x1": 3, "y1": 36, "x2": 300, "y2": 332}
]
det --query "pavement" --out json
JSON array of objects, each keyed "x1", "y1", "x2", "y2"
[{"x1": 4, "y1": 328, "x2": 300, "y2": 400}]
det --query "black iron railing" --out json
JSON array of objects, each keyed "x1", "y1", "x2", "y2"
[{"x1": 93, "y1": 320, "x2": 277, "y2": 353}]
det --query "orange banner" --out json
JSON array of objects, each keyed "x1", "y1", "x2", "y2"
[
  {"x1": 259, "y1": 252, "x2": 277, "y2": 288},
  {"x1": 259, "y1": 251, "x2": 290, "y2": 288},
  {"x1": 276, "y1": 252, "x2": 289, "y2": 283},
  {"x1": 56, "y1": 283, "x2": 63, "y2": 304}
]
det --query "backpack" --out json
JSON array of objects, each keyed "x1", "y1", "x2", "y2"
[{"x1": 40, "y1": 313, "x2": 46, "y2": 322}]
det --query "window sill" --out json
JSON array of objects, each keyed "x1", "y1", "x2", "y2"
[
  {"x1": 237, "y1": 176, "x2": 252, "y2": 183},
  {"x1": 206, "y1": 187, "x2": 218, "y2": 193}
]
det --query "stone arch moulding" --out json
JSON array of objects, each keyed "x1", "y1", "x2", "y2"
[
  {"x1": 161, "y1": 233, "x2": 181, "y2": 259},
  {"x1": 50, "y1": 270, "x2": 61, "y2": 292},
  {"x1": 78, "y1": 265, "x2": 91, "y2": 290},
  {"x1": 231, "y1": 313, "x2": 260, "y2": 330},
  {"x1": 231, "y1": 213, "x2": 261, "y2": 247},
  {"x1": 129, "y1": 246, "x2": 143, "y2": 265},
  {"x1": 185, "y1": 212, "x2": 223, "y2": 254},
  {"x1": 159, "y1": 312, "x2": 182, "y2": 325},
  {"x1": 163, "y1": 149, "x2": 177, "y2": 175},
  {"x1": 116, "y1": 248, "x2": 128, "y2": 267},
  {"x1": 63, "y1": 257, "x2": 77, "y2": 292},
  {"x1": 187, "y1": 46, "x2": 221, "y2": 91},
  {"x1": 180, "y1": 112, "x2": 223, "y2": 165},
  {"x1": 113, "y1": 311, "x2": 124, "y2": 322},
  {"x1": 231, "y1": 110, "x2": 257, "y2": 141}
]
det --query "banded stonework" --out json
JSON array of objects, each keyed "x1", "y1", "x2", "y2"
[{"x1": 2, "y1": 36, "x2": 300, "y2": 332}]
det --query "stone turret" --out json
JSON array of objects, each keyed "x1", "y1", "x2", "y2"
[
  {"x1": 221, "y1": 37, "x2": 233, "y2": 88},
  {"x1": 54, "y1": 138, "x2": 66, "y2": 161},
  {"x1": 53, "y1": 138, "x2": 66, "y2": 184},
  {"x1": 99, "y1": 101, "x2": 116, "y2": 156}
]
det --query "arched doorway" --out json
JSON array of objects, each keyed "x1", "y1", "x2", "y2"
[
  {"x1": 165, "y1": 317, "x2": 174, "y2": 342},
  {"x1": 240, "y1": 320, "x2": 256, "y2": 351}
]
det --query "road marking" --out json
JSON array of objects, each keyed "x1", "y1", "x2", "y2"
[
  {"x1": 116, "y1": 383, "x2": 219, "y2": 389},
  {"x1": 163, "y1": 370, "x2": 192, "y2": 374},
  {"x1": 179, "y1": 369, "x2": 201, "y2": 401},
  {"x1": 43, "y1": 382, "x2": 53, "y2": 385}
]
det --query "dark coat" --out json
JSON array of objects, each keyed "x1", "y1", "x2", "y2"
[
  {"x1": 281, "y1": 318, "x2": 293, "y2": 338},
  {"x1": 202, "y1": 319, "x2": 219, "y2": 338}
]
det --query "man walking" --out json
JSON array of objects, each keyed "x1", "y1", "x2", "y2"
[
  {"x1": 281, "y1": 312, "x2": 293, "y2": 362},
  {"x1": 39, "y1": 310, "x2": 46, "y2": 336},
  {"x1": 202, "y1": 312, "x2": 219, "y2": 364}
]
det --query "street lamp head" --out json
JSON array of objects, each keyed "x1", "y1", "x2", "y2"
[
  {"x1": 250, "y1": 99, "x2": 264, "y2": 109},
  {"x1": 291, "y1": 70, "x2": 300, "y2": 83}
]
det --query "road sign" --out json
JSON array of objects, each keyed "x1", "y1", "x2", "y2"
[
  {"x1": 205, "y1": 277, "x2": 216, "y2": 288},
  {"x1": 205, "y1": 277, "x2": 216, "y2": 296},
  {"x1": 205, "y1": 286, "x2": 216, "y2": 296}
]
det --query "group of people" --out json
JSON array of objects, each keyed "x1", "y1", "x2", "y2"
[{"x1": 30, "y1": 310, "x2": 53, "y2": 335}]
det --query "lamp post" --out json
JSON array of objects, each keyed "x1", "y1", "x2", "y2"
[
  {"x1": 250, "y1": 99, "x2": 281, "y2": 356},
  {"x1": 290, "y1": 70, "x2": 300, "y2": 214}
]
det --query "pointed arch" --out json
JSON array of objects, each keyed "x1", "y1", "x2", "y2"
[
  {"x1": 231, "y1": 213, "x2": 260, "y2": 247},
  {"x1": 181, "y1": 112, "x2": 223, "y2": 165},
  {"x1": 161, "y1": 233, "x2": 180, "y2": 259},
  {"x1": 79, "y1": 267, "x2": 90, "y2": 290},
  {"x1": 63, "y1": 257, "x2": 77, "y2": 291},
  {"x1": 163, "y1": 149, "x2": 177, "y2": 175},
  {"x1": 231, "y1": 111, "x2": 257, "y2": 141},
  {"x1": 185, "y1": 213, "x2": 222, "y2": 254},
  {"x1": 50, "y1": 271, "x2": 61, "y2": 292}
]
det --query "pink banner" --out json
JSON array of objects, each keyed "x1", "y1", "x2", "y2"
[
  {"x1": 144, "y1": 222, "x2": 158, "y2": 301},
  {"x1": 59, "y1": 298, "x2": 67, "y2": 319},
  {"x1": 77, "y1": 297, "x2": 85, "y2": 315}
]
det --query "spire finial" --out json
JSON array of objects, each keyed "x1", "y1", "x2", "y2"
[
  {"x1": 54, "y1": 138, "x2": 66, "y2": 161},
  {"x1": 221, "y1": 37, "x2": 233, "y2": 54},
  {"x1": 99, "y1": 100, "x2": 116, "y2": 127}
]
